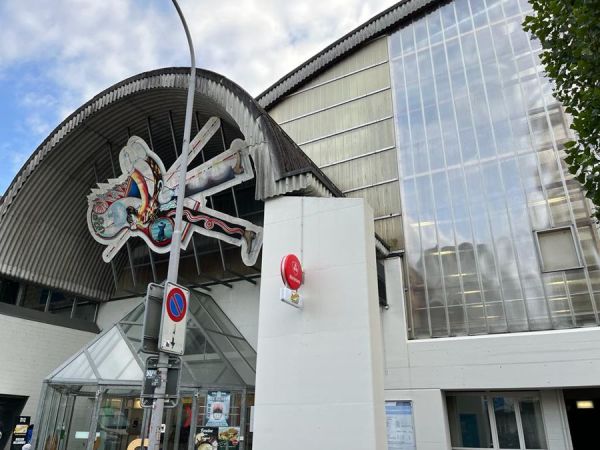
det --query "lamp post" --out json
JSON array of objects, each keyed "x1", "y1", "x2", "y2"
[{"x1": 146, "y1": 1, "x2": 196, "y2": 449}]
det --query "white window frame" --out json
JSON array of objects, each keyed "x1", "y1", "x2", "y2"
[
  {"x1": 448, "y1": 391, "x2": 548, "y2": 450},
  {"x1": 533, "y1": 225, "x2": 584, "y2": 273}
]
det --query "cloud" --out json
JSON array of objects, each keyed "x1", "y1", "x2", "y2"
[
  {"x1": 0, "y1": 0, "x2": 398, "y2": 192},
  {"x1": 0, "y1": 0, "x2": 398, "y2": 117}
]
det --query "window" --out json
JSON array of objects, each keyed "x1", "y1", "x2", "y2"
[
  {"x1": 447, "y1": 392, "x2": 547, "y2": 450},
  {"x1": 536, "y1": 227, "x2": 582, "y2": 272}
]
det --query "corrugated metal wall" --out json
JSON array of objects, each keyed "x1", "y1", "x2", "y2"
[{"x1": 267, "y1": 37, "x2": 403, "y2": 250}]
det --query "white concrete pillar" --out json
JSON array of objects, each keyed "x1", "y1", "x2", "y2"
[{"x1": 253, "y1": 196, "x2": 387, "y2": 450}]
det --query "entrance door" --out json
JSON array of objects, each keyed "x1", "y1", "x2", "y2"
[
  {"x1": 563, "y1": 388, "x2": 600, "y2": 449},
  {"x1": 447, "y1": 392, "x2": 548, "y2": 450},
  {"x1": 0, "y1": 395, "x2": 27, "y2": 450}
]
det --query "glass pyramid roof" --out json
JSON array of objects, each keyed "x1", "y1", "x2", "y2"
[{"x1": 48, "y1": 289, "x2": 256, "y2": 388}]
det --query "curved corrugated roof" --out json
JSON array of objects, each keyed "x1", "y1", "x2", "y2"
[
  {"x1": 257, "y1": 0, "x2": 438, "y2": 108},
  {"x1": 0, "y1": 68, "x2": 341, "y2": 301}
]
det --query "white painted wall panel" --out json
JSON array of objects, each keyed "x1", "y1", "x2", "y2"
[
  {"x1": 96, "y1": 297, "x2": 143, "y2": 331},
  {"x1": 0, "y1": 316, "x2": 95, "y2": 418},
  {"x1": 207, "y1": 282, "x2": 261, "y2": 350},
  {"x1": 253, "y1": 196, "x2": 386, "y2": 450}
]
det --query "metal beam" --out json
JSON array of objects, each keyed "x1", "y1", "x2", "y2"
[
  {"x1": 15, "y1": 283, "x2": 26, "y2": 307},
  {"x1": 148, "y1": 247, "x2": 158, "y2": 282},
  {"x1": 70, "y1": 298, "x2": 78, "y2": 319},
  {"x1": 146, "y1": 116, "x2": 155, "y2": 151},
  {"x1": 44, "y1": 289, "x2": 52, "y2": 313},
  {"x1": 225, "y1": 269, "x2": 257, "y2": 285},
  {"x1": 168, "y1": 110, "x2": 180, "y2": 158},
  {"x1": 126, "y1": 242, "x2": 137, "y2": 287}
]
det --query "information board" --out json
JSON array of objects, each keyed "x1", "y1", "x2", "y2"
[{"x1": 385, "y1": 401, "x2": 416, "y2": 450}]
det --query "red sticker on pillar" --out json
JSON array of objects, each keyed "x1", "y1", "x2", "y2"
[
  {"x1": 280, "y1": 254, "x2": 304, "y2": 308},
  {"x1": 281, "y1": 254, "x2": 303, "y2": 290}
]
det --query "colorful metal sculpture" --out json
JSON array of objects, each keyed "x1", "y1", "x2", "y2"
[{"x1": 87, "y1": 117, "x2": 263, "y2": 266}]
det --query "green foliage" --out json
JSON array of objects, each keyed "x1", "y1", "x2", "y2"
[{"x1": 523, "y1": 0, "x2": 600, "y2": 220}]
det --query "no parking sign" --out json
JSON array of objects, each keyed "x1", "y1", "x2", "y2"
[{"x1": 159, "y1": 282, "x2": 190, "y2": 355}]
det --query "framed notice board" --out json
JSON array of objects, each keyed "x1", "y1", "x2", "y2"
[{"x1": 385, "y1": 401, "x2": 416, "y2": 450}]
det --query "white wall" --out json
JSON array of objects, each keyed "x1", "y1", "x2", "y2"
[
  {"x1": 0, "y1": 315, "x2": 95, "y2": 418},
  {"x1": 381, "y1": 256, "x2": 581, "y2": 449},
  {"x1": 96, "y1": 297, "x2": 143, "y2": 331},
  {"x1": 253, "y1": 196, "x2": 387, "y2": 450},
  {"x1": 207, "y1": 282, "x2": 261, "y2": 350}
]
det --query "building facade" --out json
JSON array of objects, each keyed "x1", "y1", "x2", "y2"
[
  {"x1": 261, "y1": 0, "x2": 600, "y2": 448},
  {"x1": 0, "y1": 0, "x2": 598, "y2": 449}
]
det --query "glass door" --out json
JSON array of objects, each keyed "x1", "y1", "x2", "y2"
[{"x1": 448, "y1": 392, "x2": 548, "y2": 450}]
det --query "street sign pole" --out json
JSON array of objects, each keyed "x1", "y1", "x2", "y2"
[{"x1": 147, "y1": 1, "x2": 196, "y2": 449}]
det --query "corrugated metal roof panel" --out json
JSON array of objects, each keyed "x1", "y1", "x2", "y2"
[{"x1": 0, "y1": 68, "x2": 342, "y2": 300}]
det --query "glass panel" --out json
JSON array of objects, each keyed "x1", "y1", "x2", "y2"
[
  {"x1": 64, "y1": 395, "x2": 96, "y2": 449},
  {"x1": 519, "y1": 397, "x2": 547, "y2": 449},
  {"x1": 162, "y1": 396, "x2": 193, "y2": 450},
  {"x1": 493, "y1": 396, "x2": 520, "y2": 449},
  {"x1": 73, "y1": 302, "x2": 97, "y2": 322},
  {"x1": 447, "y1": 394, "x2": 493, "y2": 448},
  {"x1": 53, "y1": 352, "x2": 96, "y2": 381},
  {"x1": 97, "y1": 394, "x2": 144, "y2": 450},
  {"x1": 391, "y1": 0, "x2": 595, "y2": 338},
  {"x1": 88, "y1": 328, "x2": 143, "y2": 381},
  {"x1": 537, "y1": 228, "x2": 580, "y2": 272}
]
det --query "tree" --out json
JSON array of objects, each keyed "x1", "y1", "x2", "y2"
[{"x1": 523, "y1": 1, "x2": 600, "y2": 220}]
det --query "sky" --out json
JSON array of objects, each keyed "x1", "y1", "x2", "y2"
[{"x1": 0, "y1": 0, "x2": 399, "y2": 195}]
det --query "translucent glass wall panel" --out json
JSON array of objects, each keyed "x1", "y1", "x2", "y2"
[
  {"x1": 389, "y1": 0, "x2": 600, "y2": 338},
  {"x1": 268, "y1": 37, "x2": 403, "y2": 250}
]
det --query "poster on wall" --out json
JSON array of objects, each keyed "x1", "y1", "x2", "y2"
[
  {"x1": 11, "y1": 416, "x2": 30, "y2": 449},
  {"x1": 218, "y1": 427, "x2": 240, "y2": 449},
  {"x1": 385, "y1": 401, "x2": 416, "y2": 450},
  {"x1": 195, "y1": 427, "x2": 218, "y2": 450},
  {"x1": 205, "y1": 391, "x2": 231, "y2": 427}
]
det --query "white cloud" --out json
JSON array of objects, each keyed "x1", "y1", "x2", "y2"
[{"x1": 0, "y1": 0, "x2": 398, "y2": 122}]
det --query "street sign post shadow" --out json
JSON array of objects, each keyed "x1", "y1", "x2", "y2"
[{"x1": 142, "y1": 283, "x2": 164, "y2": 354}]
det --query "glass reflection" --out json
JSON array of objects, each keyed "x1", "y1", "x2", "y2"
[{"x1": 390, "y1": 0, "x2": 600, "y2": 338}]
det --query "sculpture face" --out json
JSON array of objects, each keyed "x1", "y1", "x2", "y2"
[{"x1": 87, "y1": 117, "x2": 263, "y2": 266}]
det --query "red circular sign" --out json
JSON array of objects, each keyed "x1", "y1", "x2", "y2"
[
  {"x1": 281, "y1": 254, "x2": 303, "y2": 290},
  {"x1": 166, "y1": 287, "x2": 187, "y2": 322}
]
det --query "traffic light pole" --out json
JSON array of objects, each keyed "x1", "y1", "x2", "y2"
[{"x1": 146, "y1": 1, "x2": 196, "y2": 449}]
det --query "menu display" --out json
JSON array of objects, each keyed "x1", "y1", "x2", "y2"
[
  {"x1": 195, "y1": 427, "x2": 218, "y2": 450},
  {"x1": 218, "y1": 427, "x2": 240, "y2": 449}
]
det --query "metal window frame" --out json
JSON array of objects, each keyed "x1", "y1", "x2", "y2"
[
  {"x1": 533, "y1": 225, "x2": 584, "y2": 274},
  {"x1": 447, "y1": 390, "x2": 549, "y2": 450}
]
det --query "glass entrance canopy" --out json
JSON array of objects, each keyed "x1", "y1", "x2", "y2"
[{"x1": 34, "y1": 289, "x2": 256, "y2": 450}]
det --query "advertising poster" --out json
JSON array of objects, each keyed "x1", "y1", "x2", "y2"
[
  {"x1": 195, "y1": 427, "x2": 218, "y2": 450},
  {"x1": 205, "y1": 391, "x2": 231, "y2": 427},
  {"x1": 218, "y1": 427, "x2": 240, "y2": 449},
  {"x1": 11, "y1": 416, "x2": 30, "y2": 450},
  {"x1": 385, "y1": 401, "x2": 416, "y2": 450}
]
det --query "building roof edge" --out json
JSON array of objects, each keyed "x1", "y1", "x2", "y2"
[{"x1": 256, "y1": 0, "x2": 439, "y2": 109}]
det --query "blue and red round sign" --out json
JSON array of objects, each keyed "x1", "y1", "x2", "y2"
[{"x1": 166, "y1": 287, "x2": 187, "y2": 322}]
